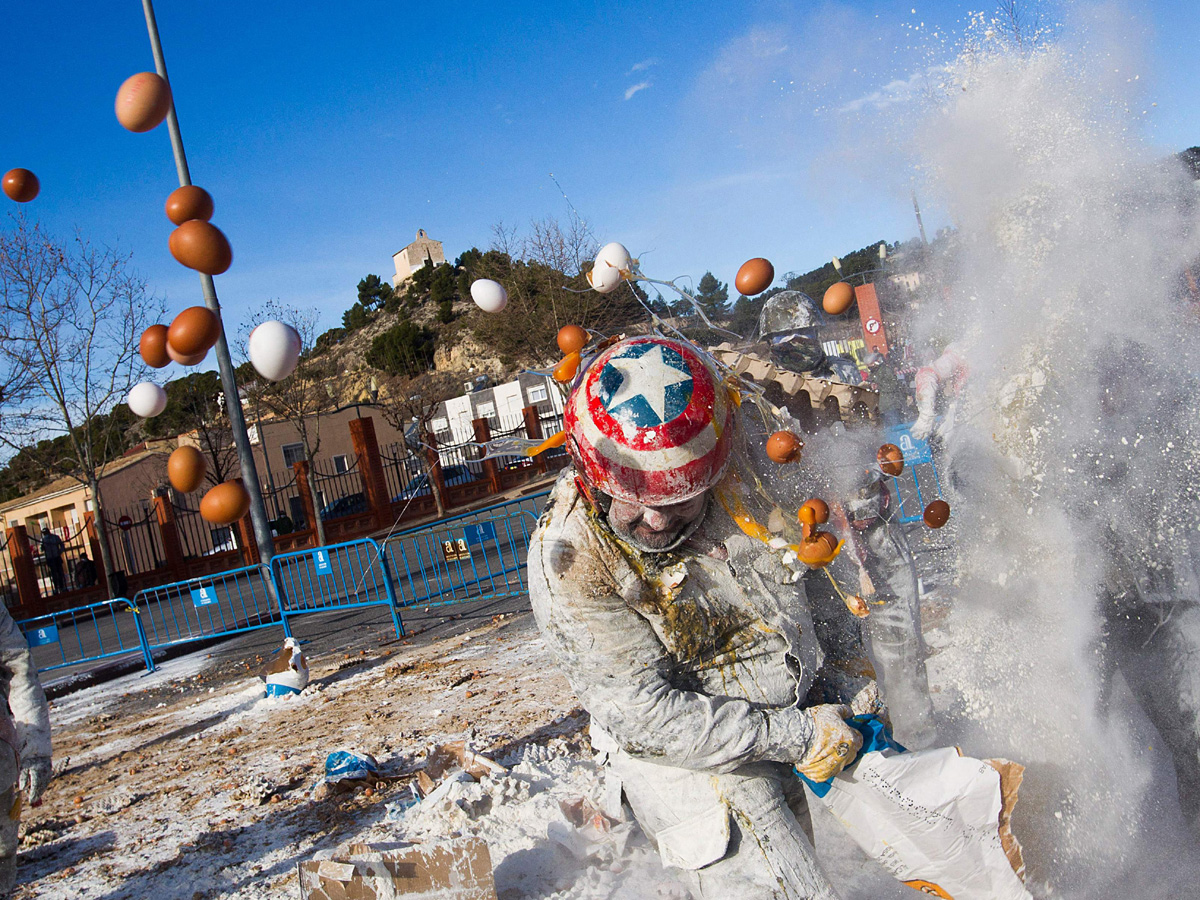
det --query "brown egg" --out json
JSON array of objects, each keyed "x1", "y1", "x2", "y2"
[
  {"x1": 798, "y1": 531, "x2": 839, "y2": 567},
  {"x1": 168, "y1": 220, "x2": 233, "y2": 275},
  {"x1": 766, "y1": 430, "x2": 802, "y2": 464},
  {"x1": 200, "y1": 481, "x2": 250, "y2": 526},
  {"x1": 923, "y1": 499, "x2": 951, "y2": 529},
  {"x1": 822, "y1": 282, "x2": 856, "y2": 315},
  {"x1": 168, "y1": 446, "x2": 207, "y2": 493},
  {"x1": 165, "y1": 185, "x2": 214, "y2": 225},
  {"x1": 114, "y1": 72, "x2": 172, "y2": 133},
  {"x1": 139, "y1": 324, "x2": 171, "y2": 368},
  {"x1": 877, "y1": 443, "x2": 904, "y2": 477},
  {"x1": 557, "y1": 324, "x2": 588, "y2": 355},
  {"x1": 168, "y1": 306, "x2": 221, "y2": 357},
  {"x1": 2, "y1": 168, "x2": 39, "y2": 203},
  {"x1": 798, "y1": 498, "x2": 830, "y2": 526},
  {"x1": 735, "y1": 258, "x2": 775, "y2": 296},
  {"x1": 166, "y1": 342, "x2": 207, "y2": 366}
]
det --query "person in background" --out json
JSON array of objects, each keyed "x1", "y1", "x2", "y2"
[
  {"x1": 72, "y1": 553, "x2": 97, "y2": 590},
  {"x1": 38, "y1": 529, "x2": 65, "y2": 594}
]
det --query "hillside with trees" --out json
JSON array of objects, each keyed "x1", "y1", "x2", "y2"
[{"x1": 0, "y1": 213, "x2": 903, "y2": 503}]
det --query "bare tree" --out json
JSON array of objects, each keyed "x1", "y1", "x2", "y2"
[
  {"x1": 488, "y1": 221, "x2": 519, "y2": 259},
  {"x1": 472, "y1": 214, "x2": 643, "y2": 365},
  {"x1": 377, "y1": 369, "x2": 465, "y2": 519},
  {"x1": 144, "y1": 370, "x2": 239, "y2": 489},
  {"x1": 0, "y1": 215, "x2": 163, "y2": 597},
  {"x1": 522, "y1": 215, "x2": 597, "y2": 276},
  {"x1": 994, "y1": 0, "x2": 1046, "y2": 50},
  {"x1": 239, "y1": 300, "x2": 341, "y2": 544},
  {"x1": 185, "y1": 386, "x2": 238, "y2": 488}
]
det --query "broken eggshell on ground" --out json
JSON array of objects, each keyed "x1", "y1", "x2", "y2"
[{"x1": 261, "y1": 637, "x2": 310, "y2": 697}]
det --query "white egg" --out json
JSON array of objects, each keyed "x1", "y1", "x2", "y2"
[
  {"x1": 248, "y1": 320, "x2": 302, "y2": 382},
  {"x1": 594, "y1": 241, "x2": 631, "y2": 274},
  {"x1": 128, "y1": 381, "x2": 168, "y2": 418},
  {"x1": 587, "y1": 262, "x2": 622, "y2": 294},
  {"x1": 470, "y1": 278, "x2": 508, "y2": 313}
]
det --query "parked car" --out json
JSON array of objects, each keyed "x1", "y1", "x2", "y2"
[
  {"x1": 318, "y1": 493, "x2": 369, "y2": 520},
  {"x1": 392, "y1": 465, "x2": 477, "y2": 502}
]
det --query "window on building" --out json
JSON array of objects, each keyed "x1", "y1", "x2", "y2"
[
  {"x1": 282, "y1": 443, "x2": 305, "y2": 467},
  {"x1": 210, "y1": 526, "x2": 233, "y2": 551},
  {"x1": 333, "y1": 455, "x2": 350, "y2": 474},
  {"x1": 431, "y1": 418, "x2": 449, "y2": 434},
  {"x1": 476, "y1": 402, "x2": 496, "y2": 419},
  {"x1": 527, "y1": 384, "x2": 548, "y2": 403}
]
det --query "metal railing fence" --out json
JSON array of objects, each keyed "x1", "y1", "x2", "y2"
[
  {"x1": 133, "y1": 564, "x2": 284, "y2": 651},
  {"x1": 18, "y1": 597, "x2": 154, "y2": 674},
  {"x1": 270, "y1": 539, "x2": 403, "y2": 638}
]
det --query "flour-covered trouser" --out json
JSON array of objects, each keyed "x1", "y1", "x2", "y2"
[
  {"x1": 1100, "y1": 595, "x2": 1200, "y2": 836},
  {"x1": 0, "y1": 742, "x2": 19, "y2": 895},
  {"x1": 609, "y1": 749, "x2": 840, "y2": 899},
  {"x1": 861, "y1": 522, "x2": 937, "y2": 750}
]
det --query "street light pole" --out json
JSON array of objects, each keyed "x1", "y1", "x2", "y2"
[{"x1": 140, "y1": 0, "x2": 279, "y2": 598}]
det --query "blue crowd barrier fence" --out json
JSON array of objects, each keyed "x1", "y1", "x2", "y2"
[
  {"x1": 18, "y1": 597, "x2": 154, "y2": 674},
  {"x1": 270, "y1": 538, "x2": 404, "y2": 639},
  {"x1": 133, "y1": 564, "x2": 286, "y2": 652},
  {"x1": 384, "y1": 507, "x2": 536, "y2": 611},
  {"x1": 884, "y1": 423, "x2": 945, "y2": 524},
  {"x1": 388, "y1": 490, "x2": 550, "y2": 539},
  {"x1": 22, "y1": 489, "x2": 555, "y2": 676}
]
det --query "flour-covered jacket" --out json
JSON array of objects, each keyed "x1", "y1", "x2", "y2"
[
  {"x1": 0, "y1": 607, "x2": 51, "y2": 763},
  {"x1": 528, "y1": 473, "x2": 873, "y2": 773}
]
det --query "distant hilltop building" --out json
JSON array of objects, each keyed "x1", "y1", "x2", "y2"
[{"x1": 392, "y1": 229, "x2": 446, "y2": 287}]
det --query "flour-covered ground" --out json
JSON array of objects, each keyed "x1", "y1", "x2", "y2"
[{"x1": 16, "y1": 608, "x2": 932, "y2": 899}]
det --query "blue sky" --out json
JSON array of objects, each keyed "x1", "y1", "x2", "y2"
[{"x1": 2, "y1": 1, "x2": 1197, "y2": 341}]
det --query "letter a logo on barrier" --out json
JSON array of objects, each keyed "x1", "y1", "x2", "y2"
[{"x1": 315, "y1": 550, "x2": 331, "y2": 574}]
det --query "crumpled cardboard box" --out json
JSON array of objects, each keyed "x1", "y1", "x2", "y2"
[{"x1": 298, "y1": 839, "x2": 497, "y2": 900}]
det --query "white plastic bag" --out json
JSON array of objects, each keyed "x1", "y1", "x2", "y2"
[{"x1": 815, "y1": 744, "x2": 1030, "y2": 900}]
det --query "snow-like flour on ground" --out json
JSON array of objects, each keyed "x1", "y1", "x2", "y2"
[{"x1": 18, "y1": 610, "x2": 932, "y2": 899}]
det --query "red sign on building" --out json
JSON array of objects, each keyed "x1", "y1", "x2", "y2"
[{"x1": 854, "y1": 283, "x2": 888, "y2": 355}]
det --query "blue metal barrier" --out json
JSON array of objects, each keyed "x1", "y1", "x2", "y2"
[
  {"x1": 385, "y1": 508, "x2": 535, "y2": 610},
  {"x1": 134, "y1": 564, "x2": 285, "y2": 651},
  {"x1": 271, "y1": 538, "x2": 404, "y2": 638},
  {"x1": 19, "y1": 597, "x2": 155, "y2": 675},
  {"x1": 21, "y1": 489, "x2": 554, "y2": 678},
  {"x1": 884, "y1": 423, "x2": 944, "y2": 524},
  {"x1": 388, "y1": 490, "x2": 550, "y2": 538}
]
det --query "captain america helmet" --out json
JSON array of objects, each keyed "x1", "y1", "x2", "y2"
[{"x1": 565, "y1": 336, "x2": 735, "y2": 505}]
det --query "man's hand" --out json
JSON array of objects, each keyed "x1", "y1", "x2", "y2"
[
  {"x1": 19, "y1": 755, "x2": 51, "y2": 805},
  {"x1": 795, "y1": 704, "x2": 862, "y2": 782},
  {"x1": 910, "y1": 412, "x2": 936, "y2": 442},
  {"x1": 849, "y1": 681, "x2": 891, "y2": 731}
]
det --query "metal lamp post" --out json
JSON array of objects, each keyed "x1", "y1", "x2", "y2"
[{"x1": 140, "y1": 0, "x2": 279, "y2": 601}]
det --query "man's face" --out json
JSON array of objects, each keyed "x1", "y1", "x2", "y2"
[{"x1": 607, "y1": 493, "x2": 708, "y2": 552}]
